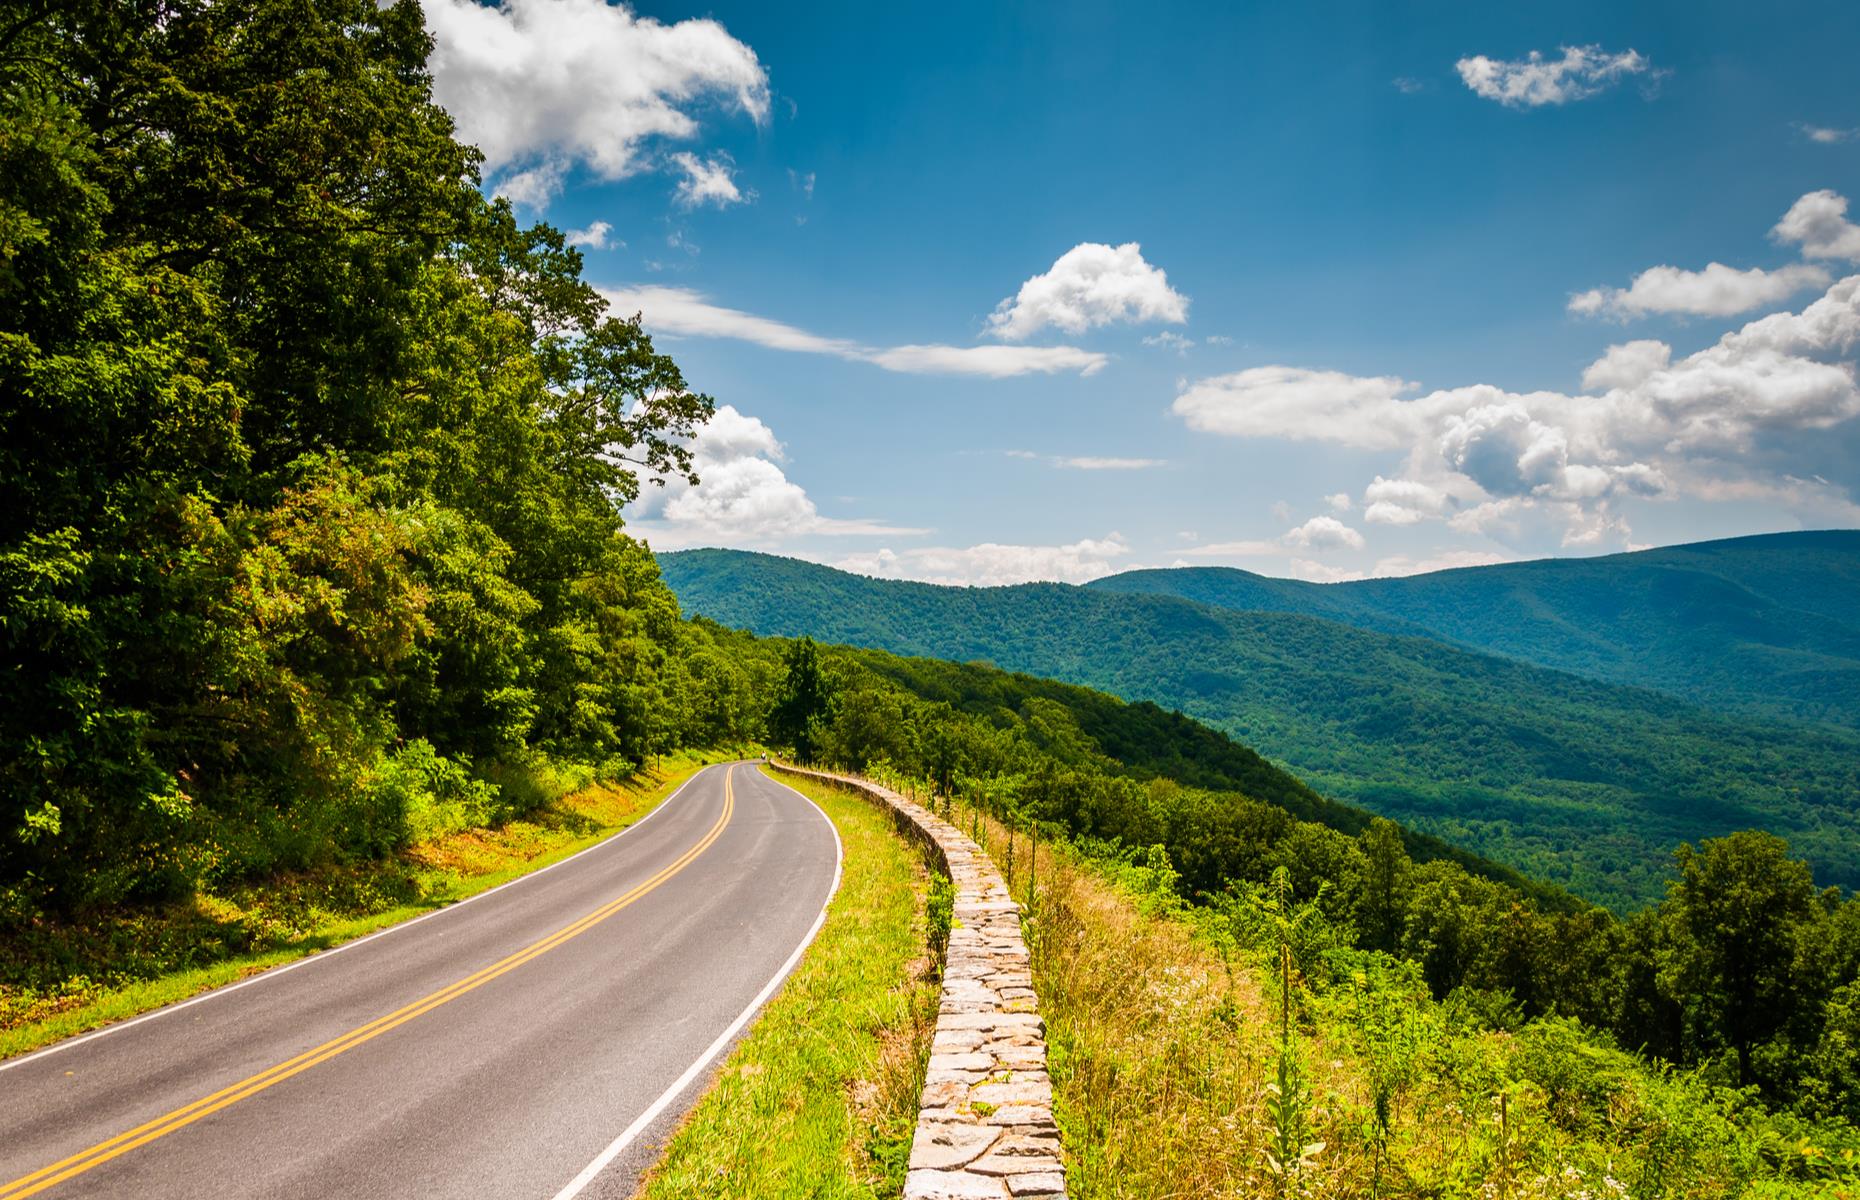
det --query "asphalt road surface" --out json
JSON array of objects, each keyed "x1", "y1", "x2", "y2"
[{"x1": 0, "y1": 762, "x2": 841, "y2": 1199}]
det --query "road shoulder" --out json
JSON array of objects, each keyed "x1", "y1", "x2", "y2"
[{"x1": 631, "y1": 767, "x2": 941, "y2": 1199}]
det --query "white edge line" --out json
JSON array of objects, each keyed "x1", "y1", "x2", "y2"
[
  {"x1": 551, "y1": 766, "x2": 846, "y2": 1200},
  {"x1": 0, "y1": 762, "x2": 726, "y2": 1075}
]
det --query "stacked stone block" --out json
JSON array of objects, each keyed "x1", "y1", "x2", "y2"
[{"x1": 771, "y1": 764, "x2": 1066, "y2": 1199}]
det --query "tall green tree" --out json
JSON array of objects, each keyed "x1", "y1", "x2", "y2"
[
  {"x1": 1357, "y1": 818, "x2": 1412, "y2": 954},
  {"x1": 770, "y1": 638, "x2": 833, "y2": 763},
  {"x1": 1659, "y1": 832, "x2": 1823, "y2": 1087}
]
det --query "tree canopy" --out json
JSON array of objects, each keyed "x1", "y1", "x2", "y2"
[{"x1": 0, "y1": 0, "x2": 719, "y2": 913}]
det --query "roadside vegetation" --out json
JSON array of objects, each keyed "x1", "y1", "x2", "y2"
[
  {"x1": 760, "y1": 638, "x2": 1860, "y2": 1156},
  {"x1": 947, "y1": 797, "x2": 1860, "y2": 1198},
  {"x1": 0, "y1": 751, "x2": 719, "y2": 1059},
  {"x1": 634, "y1": 769, "x2": 945, "y2": 1200}
]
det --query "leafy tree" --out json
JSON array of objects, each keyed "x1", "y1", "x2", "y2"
[
  {"x1": 1357, "y1": 818, "x2": 1411, "y2": 953},
  {"x1": 926, "y1": 722, "x2": 961, "y2": 797},
  {"x1": 770, "y1": 638, "x2": 833, "y2": 762},
  {"x1": 1659, "y1": 832, "x2": 1822, "y2": 1087}
]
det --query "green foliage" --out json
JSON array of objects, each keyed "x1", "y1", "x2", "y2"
[
  {"x1": 1349, "y1": 957, "x2": 1431, "y2": 1196},
  {"x1": 367, "y1": 740, "x2": 498, "y2": 847},
  {"x1": 0, "y1": 0, "x2": 730, "y2": 919},
  {"x1": 1250, "y1": 869, "x2": 1327, "y2": 1195},
  {"x1": 770, "y1": 636, "x2": 834, "y2": 762},
  {"x1": 1659, "y1": 832, "x2": 1835, "y2": 1090}
]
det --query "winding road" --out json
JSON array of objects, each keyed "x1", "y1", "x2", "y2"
[{"x1": 0, "y1": 763, "x2": 841, "y2": 1199}]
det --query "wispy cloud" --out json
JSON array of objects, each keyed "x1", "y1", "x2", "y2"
[
  {"x1": 601, "y1": 285, "x2": 1108, "y2": 377},
  {"x1": 1456, "y1": 45, "x2": 1657, "y2": 108},
  {"x1": 1798, "y1": 123, "x2": 1859, "y2": 145},
  {"x1": 671, "y1": 152, "x2": 749, "y2": 208},
  {"x1": 998, "y1": 450, "x2": 1166, "y2": 470},
  {"x1": 1055, "y1": 456, "x2": 1166, "y2": 470},
  {"x1": 830, "y1": 534, "x2": 1133, "y2": 586},
  {"x1": 1143, "y1": 331, "x2": 1194, "y2": 355},
  {"x1": 867, "y1": 344, "x2": 1106, "y2": 377}
]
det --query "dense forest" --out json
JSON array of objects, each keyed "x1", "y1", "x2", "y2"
[
  {"x1": 1089, "y1": 530, "x2": 1860, "y2": 727},
  {"x1": 660, "y1": 548, "x2": 1860, "y2": 910},
  {"x1": 0, "y1": 0, "x2": 747, "y2": 921}
]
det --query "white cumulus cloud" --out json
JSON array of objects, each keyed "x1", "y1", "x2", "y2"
[
  {"x1": 1456, "y1": 45, "x2": 1656, "y2": 108},
  {"x1": 629, "y1": 405, "x2": 919, "y2": 549},
  {"x1": 1570, "y1": 262, "x2": 1830, "y2": 319},
  {"x1": 424, "y1": 0, "x2": 768, "y2": 208},
  {"x1": 1773, "y1": 189, "x2": 1860, "y2": 262},
  {"x1": 987, "y1": 243, "x2": 1189, "y2": 340},
  {"x1": 1362, "y1": 476, "x2": 1453, "y2": 525},
  {"x1": 1283, "y1": 515, "x2": 1366, "y2": 552},
  {"x1": 1171, "y1": 366, "x2": 1425, "y2": 450},
  {"x1": 1581, "y1": 339, "x2": 1673, "y2": 391},
  {"x1": 565, "y1": 220, "x2": 616, "y2": 249},
  {"x1": 1172, "y1": 272, "x2": 1860, "y2": 547}
]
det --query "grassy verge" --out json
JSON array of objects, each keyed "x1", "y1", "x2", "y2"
[
  {"x1": 633, "y1": 768, "x2": 944, "y2": 1200},
  {"x1": 947, "y1": 799, "x2": 1860, "y2": 1200},
  {"x1": 0, "y1": 750, "x2": 724, "y2": 1061}
]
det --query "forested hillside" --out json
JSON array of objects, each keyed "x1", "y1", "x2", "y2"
[
  {"x1": 756, "y1": 633, "x2": 1860, "y2": 1139},
  {"x1": 659, "y1": 548, "x2": 1860, "y2": 909},
  {"x1": 1089, "y1": 531, "x2": 1860, "y2": 726}
]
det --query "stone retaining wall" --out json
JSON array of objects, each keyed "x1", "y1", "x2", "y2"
[{"x1": 769, "y1": 764, "x2": 1067, "y2": 1200}]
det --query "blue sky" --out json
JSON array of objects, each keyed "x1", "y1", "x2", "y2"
[{"x1": 423, "y1": 0, "x2": 1860, "y2": 583}]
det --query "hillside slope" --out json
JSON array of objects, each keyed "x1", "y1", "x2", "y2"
[
  {"x1": 1089, "y1": 530, "x2": 1860, "y2": 726},
  {"x1": 660, "y1": 549, "x2": 1860, "y2": 909}
]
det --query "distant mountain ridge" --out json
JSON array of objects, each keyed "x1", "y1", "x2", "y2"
[
  {"x1": 657, "y1": 543, "x2": 1860, "y2": 910},
  {"x1": 1090, "y1": 531, "x2": 1860, "y2": 726}
]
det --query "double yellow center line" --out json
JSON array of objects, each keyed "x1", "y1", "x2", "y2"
[{"x1": 0, "y1": 767, "x2": 737, "y2": 1200}]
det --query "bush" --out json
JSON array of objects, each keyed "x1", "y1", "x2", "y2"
[{"x1": 367, "y1": 741, "x2": 496, "y2": 849}]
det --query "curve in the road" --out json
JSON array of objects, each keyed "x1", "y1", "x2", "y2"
[{"x1": 0, "y1": 763, "x2": 842, "y2": 1200}]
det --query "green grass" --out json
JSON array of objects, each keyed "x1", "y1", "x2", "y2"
[
  {"x1": 633, "y1": 768, "x2": 941, "y2": 1200},
  {"x1": 0, "y1": 750, "x2": 725, "y2": 1061}
]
